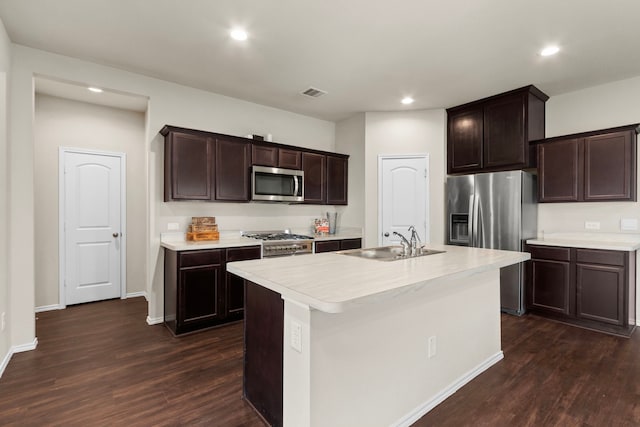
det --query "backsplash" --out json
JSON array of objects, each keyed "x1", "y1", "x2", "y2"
[
  {"x1": 157, "y1": 201, "x2": 352, "y2": 235},
  {"x1": 538, "y1": 202, "x2": 640, "y2": 234}
]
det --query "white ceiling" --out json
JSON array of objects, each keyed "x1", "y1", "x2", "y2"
[{"x1": 2, "y1": 0, "x2": 640, "y2": 122}]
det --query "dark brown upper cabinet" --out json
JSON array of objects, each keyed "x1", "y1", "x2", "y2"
[
  {"x1": 447, "y1": 85, "x2": 548, "y2": 175},
  {"x1": 215, "y1": 137, "x2": 251, "y2": 201},
  {"x1": 252, "y1": 144, "x2": 278, "y2": 167},
  {"x1": 251, "y1": 144, "x2": 302, "y2": 170},
  {"x1": 162, "y1": 125, "x2": 348, "y2": 204},
  {"x1": 163, "y1": 130, "x2": 214, "y2": 201},
  {"x1": 326, "y1": 155, "x2": 348, "y2": 205},
  {"x1": 302, "y1": 152, "x2": 326, "y2": 204},
  {"x1": 537, "y1": 125, "x2": 638, "y2": 203},
  {"x1": 278, "y1": 148, "x2": 301, "y2": 170}
]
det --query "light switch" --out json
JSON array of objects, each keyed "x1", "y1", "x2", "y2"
[{"x1": 167, "y1": 222, "x2": 180, "y2": 231}]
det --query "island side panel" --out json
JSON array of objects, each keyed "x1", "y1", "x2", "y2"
[
  {"x1": 301, "y1": 269, "x2": 501, "y2": 427},
  {"x1": 243, "y1": 280, "x2": 284, "y2": 427}
]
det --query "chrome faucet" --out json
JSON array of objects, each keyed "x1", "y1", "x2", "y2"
[
  {"x1": 394, "y1": 226, "x2": 422, "y2": 256},
  {"x1": 393, "y1": 231, "x2": 412, "y2": 255},
  {"x1": 408, "y1": 225, "x2": 422, "y2": 254}
]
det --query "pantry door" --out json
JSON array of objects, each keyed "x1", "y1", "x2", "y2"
[
  {"x1": 60, "y1": 148, "x2": 126, "y2": 306},
  {"x1": 378, "y1": 155, "x2": 429, "y2": 246}
]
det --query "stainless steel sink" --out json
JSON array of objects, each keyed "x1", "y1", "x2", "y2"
[{"x1": 338, "y1": 245, "x2": 445, "y2": 262}]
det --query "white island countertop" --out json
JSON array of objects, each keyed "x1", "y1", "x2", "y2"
[
  {"x1": 227, "y1": 244, "x2": 529, "y2": 313},
  {"x1": 526, "y1": 232, "x2": 640, "y2": 251}
]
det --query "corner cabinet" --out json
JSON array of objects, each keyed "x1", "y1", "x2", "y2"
[
  {"x1": 447, "y1": 85, "x2": 548, "y2": 174},
  {"x1": 164, "y1": 245, "x2": 261, "y2": 335},
  {"x1": 326, "y1": 155, "x2": 348, "y2": 205},
  {"x1": 526, "y1": 244, "x2": 636, "y2": 336},
  {"x1": 537, "y1": 124, "x2": 639, "y2": 203},
  {"x1": 302, "y1": 152, "x2": 326, "y2": 204}
]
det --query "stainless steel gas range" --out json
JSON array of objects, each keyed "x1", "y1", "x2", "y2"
[{"x1": 242, "y1": 230, "x2": 314, "y2": 258}]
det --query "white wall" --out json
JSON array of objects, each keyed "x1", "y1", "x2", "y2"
[
  {"x1": 363, "y1": 110, "x2": 447, "y2": 247},
  {"x1": 0, "y1": 18, "x2": 11, "y2": 372},
  {"x1": 540, "y1": 75, "x2": 640, "y2": 234},
  {"x1": 8, "y1": 44, "x2": 339, "y2": 345},
  {"x1": 335, "y1": 113, "x2": 365, "y2": 231},
  {"x1": 34, "y1": 94, "x2": 146, "y2": 308}
]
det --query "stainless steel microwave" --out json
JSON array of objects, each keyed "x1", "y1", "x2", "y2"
[{"x1": 251, "y1": 165, "x2": 304, "y2": 202}]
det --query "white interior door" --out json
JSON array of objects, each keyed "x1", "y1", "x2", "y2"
[
  {"x1": 62, "y1": 149, "x2": 124, "y2": 305},
  {"x1": 379, "y1": 155, "x2": 429, "y2": 246}
]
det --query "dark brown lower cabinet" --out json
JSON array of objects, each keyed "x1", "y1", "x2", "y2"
[
  {"x1": 225, "y1": 246, "x2": 262, "y2": 322},
  {"x1": 315, "y1": 238, "x2": 362, "y2": 253},
  {"x1": 164, "y1": 245, "x2": 261, "y2": 335},
  {"x1": 244, "y1": 281, "x2": 284, "y2": 427},
  {"x1": 526, "y1": 245, "x2": 636, "y2": 336}
]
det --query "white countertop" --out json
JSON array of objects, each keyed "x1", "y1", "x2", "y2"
[
  {"x1": 160, "y1": 228, "x2": 363, "y2": 251},
  {"x1": 227, "y1": 244, "x2": 529, "y2": 313},
  {"x1": 526, "y1": 232, "x2": 640, "y2": 251},
  {"x1": 160, "y1": 232, "x2": 260, "y2": 251}
]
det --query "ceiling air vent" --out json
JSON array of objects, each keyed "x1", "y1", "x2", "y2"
[{"x1": 301, "y1": 87, "x2": 327, "y2": 98}]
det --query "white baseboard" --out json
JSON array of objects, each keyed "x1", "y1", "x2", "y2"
[
  {"x1": 35, "y1": 304, "x2": 63, "y2": 313},
  {"x1": 0, "y1": 348, "x2": 12, "y2": 378},
  {"x1": 146, "y1": 316, "x2": 163, "y2": 325},
  {"x1": 125, "y1": 291, "x2": 148, "y2": 301},
  {"x1": 391, "y1": 351, "x2": 504, "y2": 427},
  {"x1": 13, "y1": 338, "x2": 38, "y2": 353},
  {"x1": 0, "y1": 338, "x2": 39, "y2": 379}
]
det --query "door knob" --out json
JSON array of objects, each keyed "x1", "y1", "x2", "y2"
[
  {"x1": 384, "y1": 232, "x2": 389, "y2": 237},
  {"x1": 113, "y1": 233, "x2": 119, "y2": 238}
]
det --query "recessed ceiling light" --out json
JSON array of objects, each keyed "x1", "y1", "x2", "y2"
[
  {"x1": 230, "y1": 28, "x2": 248, "y2": 41},
  {"x1": 540, "y1": 45, "x2": 560, "y2": 57},
  {"x1": 88, "y1": 87, "x2": 103, "y2": 93},
  {"x1": 401, "y1": 97, "x2": 414, "y2": 105}
]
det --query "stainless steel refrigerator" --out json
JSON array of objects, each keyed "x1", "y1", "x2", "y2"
[{"x1": 446, "y1": 171, "x2": 537, "y2": 315}]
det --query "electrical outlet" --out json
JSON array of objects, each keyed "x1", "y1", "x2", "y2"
[
  {"x1": 585, "y1": 221, "x2": 600, "y2": 230},
  {"x1": 428, "y1": 336, "x2": 437, "y2": 359},
  {"x1": 1, "y1": 312, "x2": 5, "y2": 332},
  {"x1": 290, "y1": 321, "x2": 302, "y2": 353},
  {"x1": 167, "y1": 222, "x2": 180, "y2": 231}
]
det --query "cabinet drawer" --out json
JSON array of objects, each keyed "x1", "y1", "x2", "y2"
[
  {"x1": 576, "y1": 249, "x2": 625, "y2": 266},
  {"x1": 179, "y1": 249, "x2": 222, "y2": 267},
  {"x1": 315, "y1": 240, "x2": 340, "y2": 253},
  {"x1": 340, "y1": 238, "x2": 362, "y2": 250},
  {"x1": 528, "y1": 245, "x2": 571, "y2": 262},
  {"x1": 226, "y1": 246, "x2": 261, "y2": 262}
]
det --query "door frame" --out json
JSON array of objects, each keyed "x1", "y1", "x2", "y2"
[
  {"x1": 377, "y1": 154, "x2": 430, "y2": 246},
  {"x1": 58, "y1": 147, "x2": 127, "y2": 309}
]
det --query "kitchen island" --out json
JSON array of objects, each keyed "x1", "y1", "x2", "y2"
[{"x1": 227, "y1": 244, "x2": 530, "y2": 427}]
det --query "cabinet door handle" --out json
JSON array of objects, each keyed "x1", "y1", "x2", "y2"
[
  {"x1": 113, "y1": 233, "x2": 119, "y2": 238},
  {"x1": 384, "y1": 232, "x2": 389, "y2": 237}
]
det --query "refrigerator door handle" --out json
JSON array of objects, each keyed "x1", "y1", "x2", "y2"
[
  {"x1": 473, "y1": 193, "x2": 480, "y2": 247},
  {"x1": 468, "y1": 195, "x2": 474, "y2": 246}
]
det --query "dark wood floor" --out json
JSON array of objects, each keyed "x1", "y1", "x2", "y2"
[
  {"x1": 0, "y1": 298, "x2": 263, "y2": 426},
  {"x1": 415, "y1": 315, "x2": 640, "y2": 427},
  {"x1": 1, "y1": 298, "x2": 640, "y2": 426}
]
